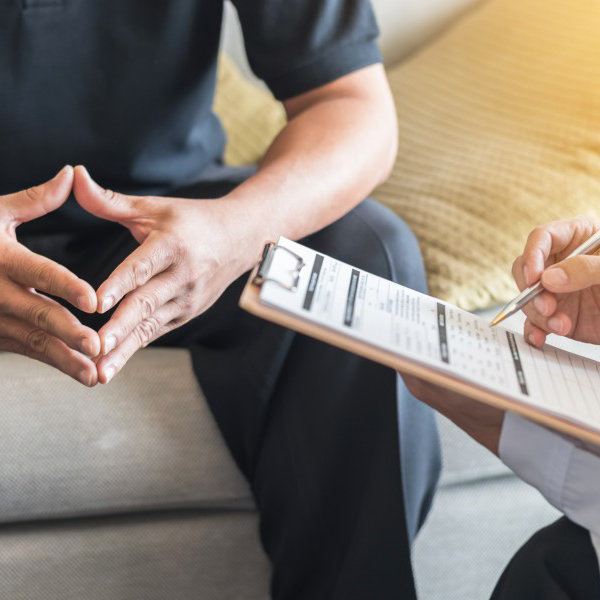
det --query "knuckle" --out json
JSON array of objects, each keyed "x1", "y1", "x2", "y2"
[
  {"x1": 525, "y1": 226, "x2": 546, "y2": 250},
  {"x1": 130, "y1": 258, "x2": 152, "y2": 287},
  {"x1": 24, "y1": 185, "x2": 42, "y2": 203},
  {"x1": 184, "y1": 278, "x2": 197, "y2": 293},
  {"x1": 169, "y1": 315, "x2": 189, "y2": 329},
  {"x1": 530, "y1": 224, "x2": 547, "y2": 239},
  {"x1": 168, "y1": 238, "x2": 189, "y2": 267},
  {"x1": 133, "y1": 316, "x2": 160, "y2": 346},
  {"x1": 158, "y1": 237, "x2": 178, "y2": 267},
  {"x1": 168, "y1": 234, "x2": 186, "y2": 260},
  {"x1": 128, "y1": 194, "x2": 146, "y2": 212},
  {"x1": 154, "y1": 204, "x2": 174, "y2": 224},
  {"x1": 104, "y1": 188, "x2": 133, "y2": 212},
  {"x1": 169, "y1": 295, "x2": 188, "y2": 313},
  {"x1": 103, "y1": 187, "x2": 117, "y2": 202},
  {"x1": 31, "y1": 263, "x2": 57, "y2": 291},
  {"x1": 27, "y1": 302, "x2": 52, "y2": 330},
  {"x1": 25, "y1": 328, "x2": 51, "y2": 357},
  {"x1": 133, "y1": 292, "x2": 157, "y2": 319}
]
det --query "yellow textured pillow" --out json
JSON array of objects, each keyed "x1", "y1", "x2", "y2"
[
  {"x1": 213, "y1": 56, "x2": 286, "y2": 166},
  {"x1": 373, "y1": 0, "x2": 600, "y2": 310}
]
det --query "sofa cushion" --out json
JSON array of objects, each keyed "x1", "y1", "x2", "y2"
[
  {"x1": 217, "y1": 0, "x2": 600, "y2": 311},
  {"x1": 373, "y1": 0, "x2": 600, "y2": 310},
  {"x1": 0, "y1": 511, "x2": 269, "y2": 600},
  {"x1": 413, "y1": 476, "x2": 560, "y2": 600},
  {"x1": 436, "y1": 414, "x2": 511, "y2": 487},
  {"x1": 0, "y1": 349, "x2": 254, "y2": 525},
  {"x1": 213, "y1": 55, "x2": 285, "y2": 167}
]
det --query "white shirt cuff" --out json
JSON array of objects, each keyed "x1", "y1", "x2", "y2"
[{"x1": 499, "y1": 412, "x2": 600, "y2": 537}]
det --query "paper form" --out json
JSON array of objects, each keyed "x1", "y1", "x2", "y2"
[{"x1": 259, "y1": 238, "x2": 600, "y2": 434}]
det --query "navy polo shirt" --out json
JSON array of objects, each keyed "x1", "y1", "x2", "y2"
[{"x1": 0, "y1": 1, "x2": 381, "y2": 231}]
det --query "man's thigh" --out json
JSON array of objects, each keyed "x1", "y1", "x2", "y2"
[
  {"x1": 19, "y1": 181, "x2": 440, "y2": 515},
  {"x1": 491, "y1": 517, "x2": 600, "y2": 600}
]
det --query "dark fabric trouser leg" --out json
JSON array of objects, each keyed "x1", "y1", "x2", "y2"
[
  {"x1": 491, "y1": 517, "x2": 600, "y2": 600},
  {"x1": 20, "y1": 167, "x2": 441, "y2": 600},
  {"x1": 187, "y1": 198, "x2": 442, "y2": 600}
]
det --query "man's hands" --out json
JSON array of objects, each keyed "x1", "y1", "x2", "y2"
[
  {"x1": 2, "y1": 64, "x2": 398, "y2": 385},
  {"x1": 72, "y1": 166, "x2": 253, "y2": 384},
  {"x1": 512, "y1": 217, "x2": 600, "y2": 347},
  {"x1": 1, "y1": 165, "x2": 253, "y2": 386},
  {"x1": 0, "y1": 167, "x2": 100, "y2": 385}
]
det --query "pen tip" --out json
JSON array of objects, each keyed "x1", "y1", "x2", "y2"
[{"x1": 490, "y1": 312, "x2": 506, "y2": 327}]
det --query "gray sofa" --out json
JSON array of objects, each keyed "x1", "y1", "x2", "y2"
[
  {"x1": 0, "y1": 349, "x2": 270, "y2": 600},
  {"x1": 0, "y1": 342, "x2": 559, "y2": 600}
]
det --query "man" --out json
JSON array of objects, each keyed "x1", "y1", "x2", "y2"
[
  {"x1": 0, "y1": 1, "x2": 440, "y2": 598},
  {"x1": 407, "y1": 217, "x2": 600, "y2": 599}
]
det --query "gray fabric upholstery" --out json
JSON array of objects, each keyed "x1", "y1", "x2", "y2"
[
  {"x1": 0, "y1": 349, "x2": 270, "y2": 600},
  {"x1": 0, "y1": 349, "x2": 253, "y2": 524},
  {"x1": 0, "y1": 512, "x2": 269, "y2": 600},
  {"x1": 436, "y1": 414, "x2": 511, "y2": 487},
  {"x1": 0, "y1": 346, "x2": 561, "y2": 599}
]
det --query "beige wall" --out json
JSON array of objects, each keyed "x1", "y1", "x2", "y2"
[
  {"x1": 372, "y1": 0, "x2": 482, "y2": 65},
  {"x1": 221, "y1": 0, "x2": 483, "y2": 78}
]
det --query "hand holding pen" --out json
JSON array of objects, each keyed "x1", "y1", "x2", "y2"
[{"x1": 491, "y1": 217, "x2": 600, "y2": 347}]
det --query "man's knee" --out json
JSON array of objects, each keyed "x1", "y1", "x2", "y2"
[{"x1": 304, "y1": 199, "x2": 427, "y2": 294}]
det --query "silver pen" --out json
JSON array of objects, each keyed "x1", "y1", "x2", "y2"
[{"x1": 491, "y1": 228, "x2": 600, "y2": 327}]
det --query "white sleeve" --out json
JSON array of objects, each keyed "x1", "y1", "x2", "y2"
[{"x1": 499, "y1": 411, "x2": 600, "y2": 537}]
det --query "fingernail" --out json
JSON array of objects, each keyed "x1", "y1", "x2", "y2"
[
  {"x1": 548, "y1": 317, "x2": 563, "y2": 334},
  {"x1": 533, "y1": 297, "x2": 546, "y2": 315},
  {"x1": 78, "y1": 369, "x2": 93, "y2": 387},
  {"x1": 104, "y1": 335, "x2": 117, "y2": 354},
  {"x1": 544, "y1": 268, "x2": 568, "y2": 286},
  {"x1": 77, "y1": 295, "x2": 94, "y2": 312},
  {"x1": 104, "y1": 365, "x2": 116, "y2": 383},
  {"x1": 528, "y1": 333, "x2": 537, "y2": 345},
  {"x1": 53, "y1": 165, "x2": 72, "y2": 180},
  {"x1": 523, "y1": 265, "x2": 530, "y2": 285},
  {"x1": 100, "y1": 295, "x2": 115, "y2": 314},
  {"x1": 80, "y1": 336, "x2": 95, "y2": 357}
]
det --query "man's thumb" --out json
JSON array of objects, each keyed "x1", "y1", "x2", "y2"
[
  {"x1": 542, "y1": 255, "x2": 600, "y2": 293},
  {"x1": 5, "y1": 165, "x2": 73, "y2": 225},
  {"x1": 73, "y1": 165, "x2": 139, "y2": 224}
]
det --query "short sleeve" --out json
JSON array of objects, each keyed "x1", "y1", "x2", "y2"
[{"x1": 230, "y1": 0, "x2": 382, "y2": 100}]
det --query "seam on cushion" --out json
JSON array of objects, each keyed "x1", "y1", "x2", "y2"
[{"x1": 0, "y1": 505, "x2": 259, "y2": 532}]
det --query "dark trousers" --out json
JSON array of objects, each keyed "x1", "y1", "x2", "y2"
[
  {"x1": 20, "y1": 167, "x2": 441, "y2": 600},
  {"x1": 491, "y1": 517, "x2": 600, "y2": 600}
]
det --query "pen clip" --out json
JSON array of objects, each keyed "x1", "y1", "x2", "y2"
[{"x1": 254, "y1": 242, "x2": 305, "y2": 292}]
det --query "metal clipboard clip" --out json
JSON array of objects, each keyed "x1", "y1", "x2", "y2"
[{"x1": 253, "y1": 242, "x2": 305, "y2": 292}]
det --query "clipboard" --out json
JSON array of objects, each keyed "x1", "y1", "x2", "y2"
[{"x1": 240, "y1": 240, "x2": 600, "y2": 447}]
